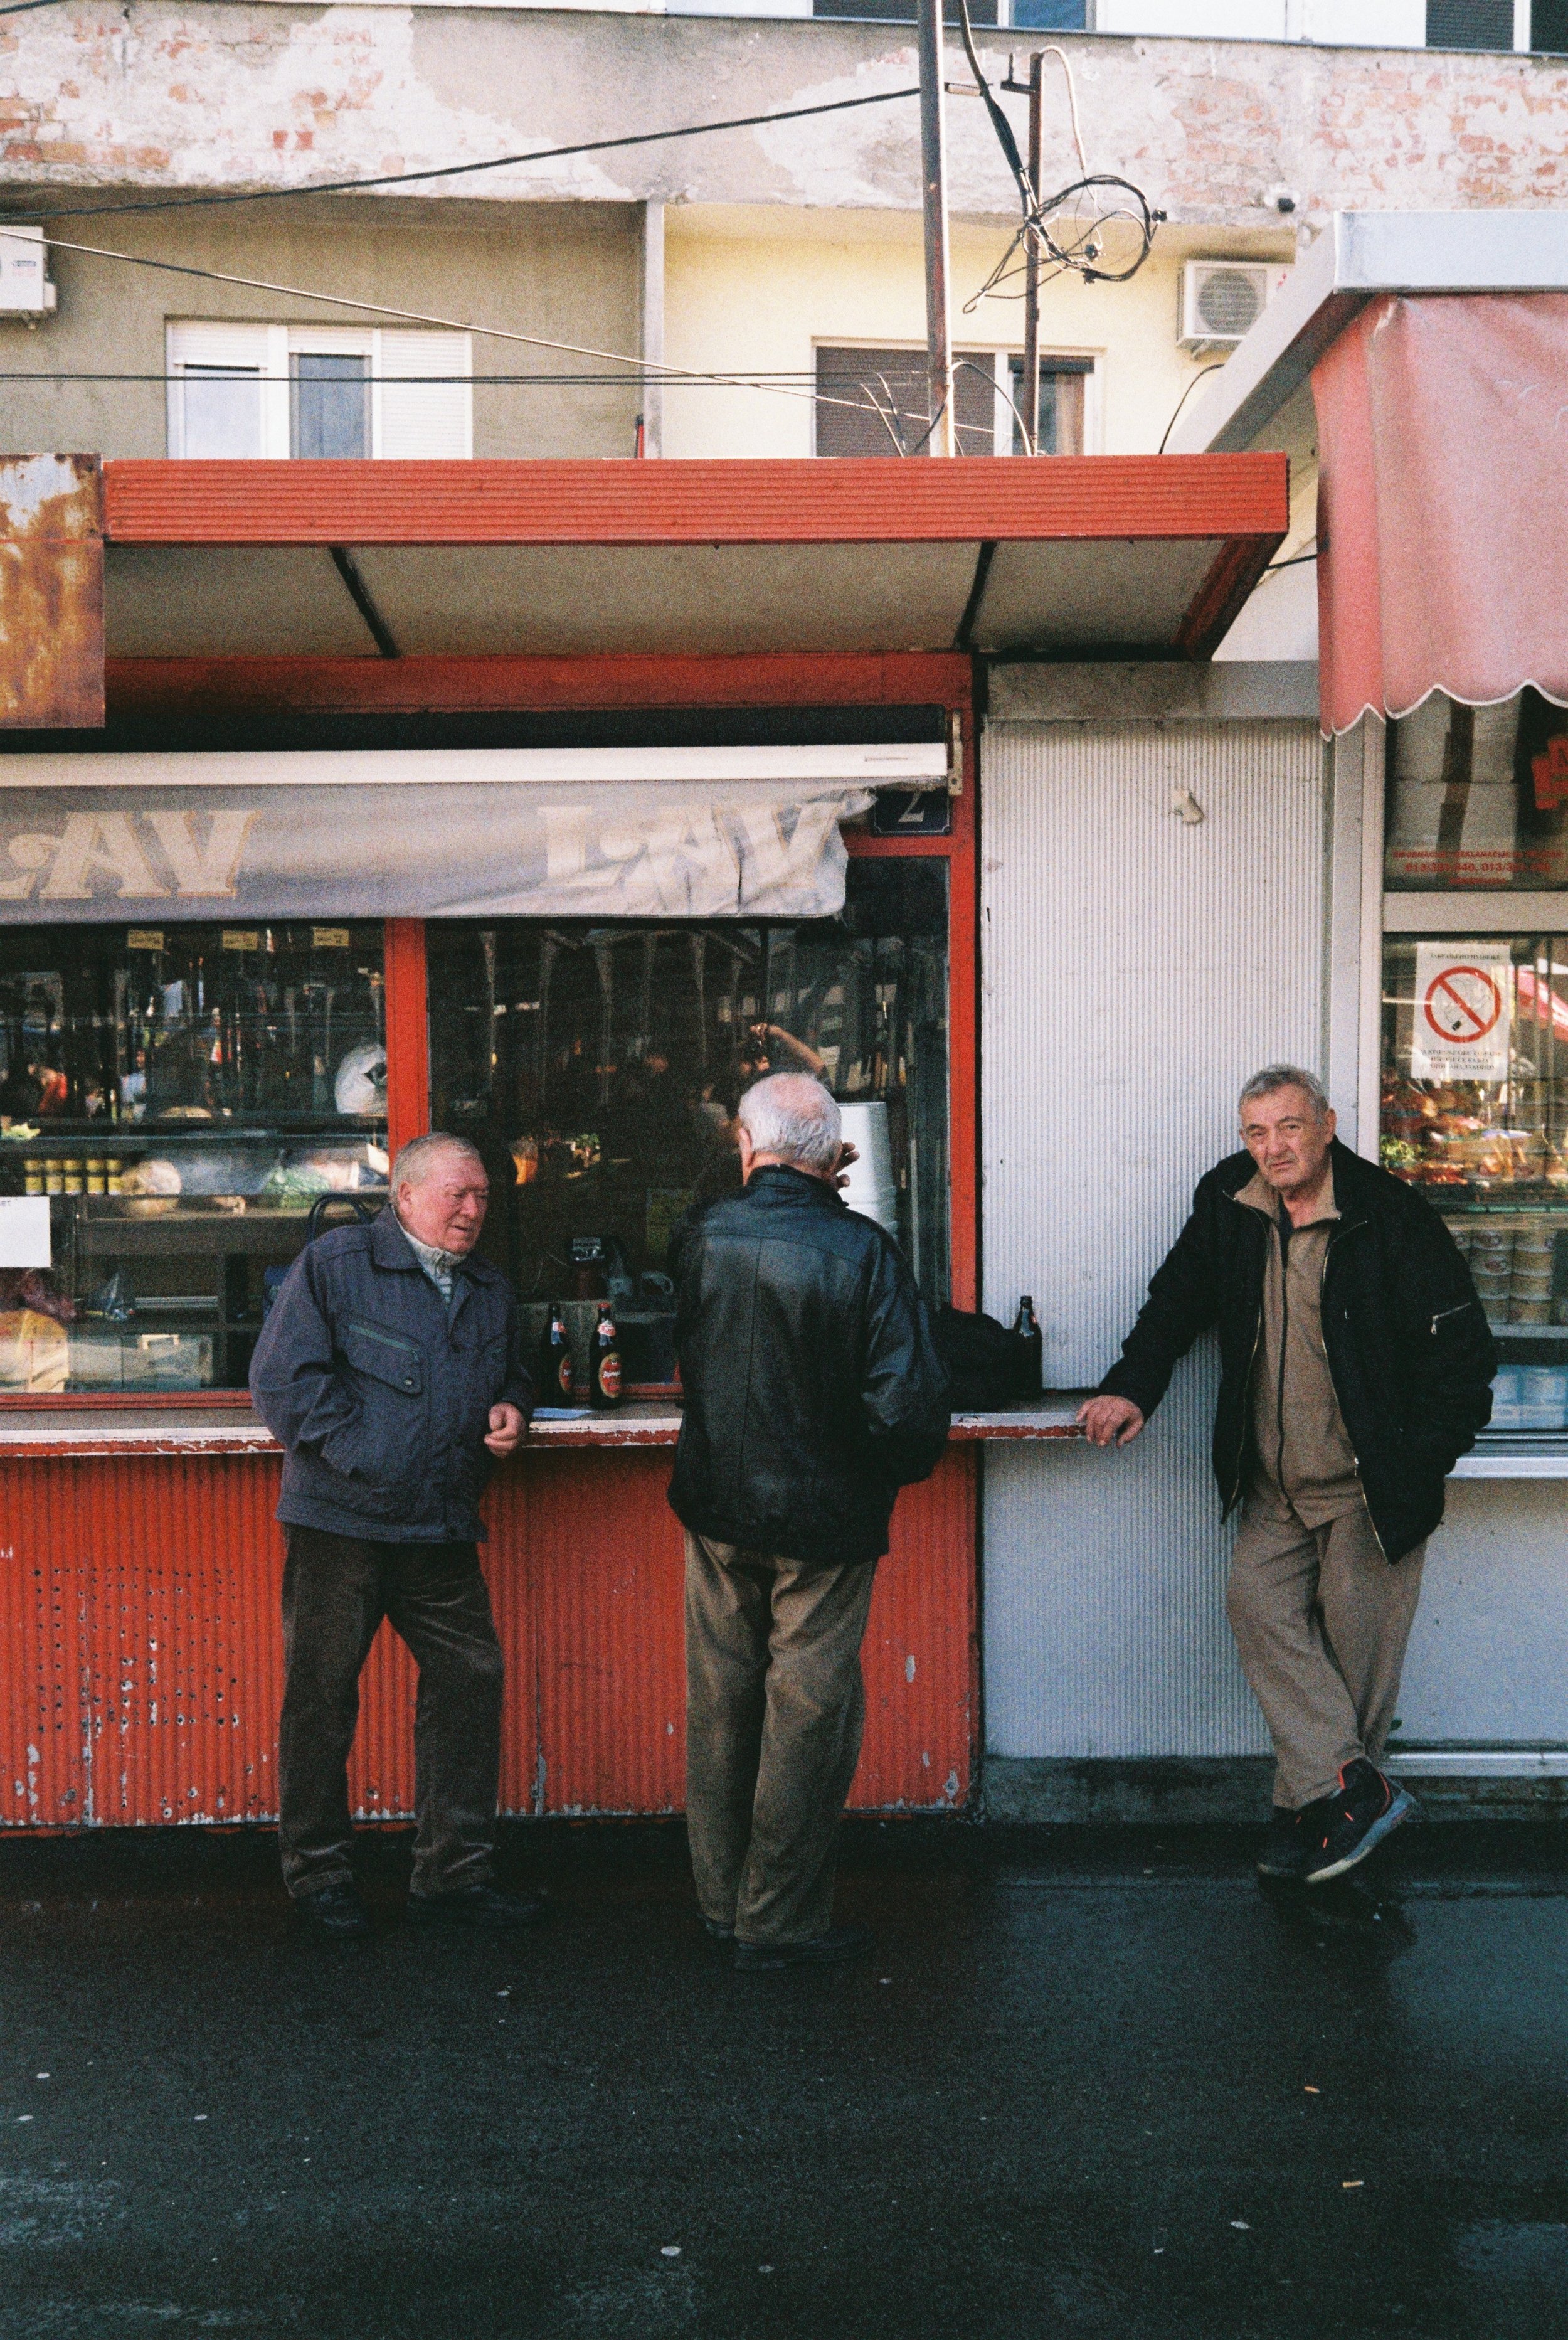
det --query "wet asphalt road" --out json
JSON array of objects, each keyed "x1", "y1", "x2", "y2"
[{"x1": 0, "y1": 1819, "x2": 1564, "y2": 2340}]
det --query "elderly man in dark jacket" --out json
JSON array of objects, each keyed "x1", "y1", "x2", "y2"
[
  {"x1": 1079, "y1": 1066, "x2": 1496, "y2": 1888},
  {"x1": 671, "y1": 1072, "x2": 951, "y2": 1971},
  {"x1": 250, "y1": 1133, "x2": 536, "y2": 1937}
]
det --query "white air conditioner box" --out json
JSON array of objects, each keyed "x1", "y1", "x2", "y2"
[
  {"x1": 0, "y1": 224, "x2": 57, "y2": 319},
  {"x1": 1179, "y1": 260, "x2": 1290, "y2": 350}
]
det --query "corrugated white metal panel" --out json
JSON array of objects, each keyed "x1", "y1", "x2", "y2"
[{"x1": 981, "y1": 718, "x2": 1324, "y2": 1758}]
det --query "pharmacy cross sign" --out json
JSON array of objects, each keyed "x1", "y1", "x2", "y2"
[{"x1": 1422, "y1": 964, "x2": 1504, "y2": 1047}]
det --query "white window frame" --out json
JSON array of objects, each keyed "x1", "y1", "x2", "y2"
[{"x1": 166, "y1": 321, "x2": 474, "y2": 459}]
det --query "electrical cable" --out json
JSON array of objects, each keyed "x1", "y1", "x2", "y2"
[
  {"x1": 950, "y1": 0, "x2": 1160, "y2": 312},
  {"x1": 1262, "y1": 545, "x2": 1318, "y2": 574},
  {"x1": 3, "y1": 86, "x2": 921, "y2": 223},
  {"x1": 0, "y1": 224, "x2": 886, "y2": 417},
  {"x1": 1157, "y1": 361, "x2": 1227, "y2": 454}
]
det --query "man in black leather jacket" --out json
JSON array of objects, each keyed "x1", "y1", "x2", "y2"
[
  {"x1": 670, "y1": 1072, "x2": 950, "y2": 1971},
  {"x1": 1079, "y1": 1066, "x2": 1496, "y2": 1889}
]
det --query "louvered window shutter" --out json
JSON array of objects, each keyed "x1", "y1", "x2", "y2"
[{"x1": 374, "y1": 329, "x2": 474, "y2": 459}]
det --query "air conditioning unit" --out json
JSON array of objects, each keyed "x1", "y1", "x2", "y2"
[
  {"x1": 1179, "y1": 260, "x2": 1290, "y2": 351},
  {"x1": 0, "y1": 225, "x2": 57, "y2": 321}
]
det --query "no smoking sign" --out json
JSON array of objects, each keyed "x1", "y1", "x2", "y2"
[{"x1": 1412, "y1": 943, "x2": 1513, "y2": 1082}]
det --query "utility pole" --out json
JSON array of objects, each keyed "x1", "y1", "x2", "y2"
[
  {"x1": 916, "y1": 0, "x2": 956, "y2": 457},
  {"x1": 1020, "y1": 51, "x2": 1044, "y2": 457}
]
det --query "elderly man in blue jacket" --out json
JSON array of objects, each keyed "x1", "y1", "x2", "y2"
[{"x1": 250, "y1": 1132, "x2": 535, "y2": 1938}]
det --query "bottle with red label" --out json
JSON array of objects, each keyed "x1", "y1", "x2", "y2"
[
  {"x1": 590, "y1": 1300, "x2": 623, "y2": 1408},
  {"x1": 541, "y1": 1301, "x2": 575, "y2": 1401}
]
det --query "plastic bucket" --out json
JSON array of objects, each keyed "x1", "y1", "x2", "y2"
[{"x1": 835, "y1": 1102, "x2": 899, "y2": 1234}]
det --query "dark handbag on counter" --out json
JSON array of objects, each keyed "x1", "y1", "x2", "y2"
[{"x1": 932, "y1": 1305, "x2": 1037, "y2": 1411}]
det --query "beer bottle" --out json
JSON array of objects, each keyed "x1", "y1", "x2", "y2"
[
  {"x1": 1012, "y1": 1295, "x2": 1043, "y2": 1398},
  {"x1": 590, "y1": 1299, "x2": 623, "y2": 1409},
  {"x1": 541, "y1": 1301, "x2": 575, "y2": 1401}
]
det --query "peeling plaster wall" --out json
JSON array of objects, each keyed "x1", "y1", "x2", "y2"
[
  {"x1": 0, "y1": 13, "x2": 1565, "y2": 226},
  {"x1": 0, "y1": 201, "x2": 643, "y2": 459}
]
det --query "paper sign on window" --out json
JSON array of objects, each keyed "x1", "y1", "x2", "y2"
[
  {"x1": 0, "y1": 1196, "x2": 51, "y2": 1269},
  {"x1": 1411, "y1": 944, "x2": 1513, "y2": 1082}
]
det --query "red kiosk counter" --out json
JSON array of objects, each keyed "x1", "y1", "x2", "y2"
[{"x1": 0, "y1": 454, "x2": 1286, "y2": 1827}]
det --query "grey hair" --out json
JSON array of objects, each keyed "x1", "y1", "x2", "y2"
[
  {"x1": 737, "y1": 1073, "x2": 842, "y2": 1175},
  {"x1": 1239, "y1": 1065, "x2": 1332, "y2": 1121},
  {"x1": 391, "y1": 1132, "x2": 486, "y2": 1191}
]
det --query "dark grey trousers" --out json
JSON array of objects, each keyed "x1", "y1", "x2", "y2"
[
  {"x1": 684, "y1": 1529, "x2": 877, "y2": 1947},
  {"x1": 278, "y1": 1524, "x2": 505, "y2": 1901}
]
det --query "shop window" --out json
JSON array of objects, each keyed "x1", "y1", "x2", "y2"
[
  {"x1": 0, "y1": 924, "x2": 387, "y2": 1395},
  {"x1": 1426, "y1": 0, "x2": 1513, "y2": 43},
  {"x1": 1384, "y1": 690, "x2": 1568, "y2": 893},
  {"x1": 814, "y1": 346, "x2": 1000, "y2": 457},
  {"x1": 1006, "y1": 354, "x2": 1092, "y2": 455},
  {"x1": 1382, "y1": 932, "x2": 1568, "y2": 1434},
  {"x1": 426, "y1": 861, "x2": 951, "y2": 1390},
  {"x1": 166, "y1": 322, "x2": 474, "y2": 460}
]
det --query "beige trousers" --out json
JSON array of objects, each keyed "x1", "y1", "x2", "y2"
[
  {"x1": 684, "y1": 1530, "x2": 876, "y2": 1947},
  {"x1": 1226, "y1": 1496, "x2": 1426, "y2": 1811}
]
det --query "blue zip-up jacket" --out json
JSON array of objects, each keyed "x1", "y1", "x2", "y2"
[{"x1": 249, "y1": 1208, "x2": 533, "y2": 1543}]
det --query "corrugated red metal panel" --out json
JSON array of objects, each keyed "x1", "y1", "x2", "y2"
[
  {"x1": 0, "y1": 1449, "x2": 973, "y2": 1827},
  {"x1": 512, "y1": 1455, "x2": 687, "y2": 1817},
  {"x1": 102, "y1": 456, "x2": 1289, "y2": 550},
  {"x1": 854, "y1": 1449, "x2": 977, "y2": 1811}
]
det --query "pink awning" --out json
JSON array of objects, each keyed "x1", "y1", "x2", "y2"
[{"x1": 1313, "y1": 293, "x2": 1568, "y2": 737}]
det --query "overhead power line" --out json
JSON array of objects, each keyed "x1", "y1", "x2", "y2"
[
  {"x1": 0, "y1": 225, "x2": 912, "y2": 422},
  {"x1": 3, "y1": 85, "x2": 921, "y2": 223}
]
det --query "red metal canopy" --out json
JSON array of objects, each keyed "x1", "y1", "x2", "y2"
[{"x1": 98, "y1": 454, "x2": 1288, "y2": 665}]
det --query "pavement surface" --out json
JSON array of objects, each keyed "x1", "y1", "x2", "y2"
[{"x1": 1, "y1": 1817, "x2": 1565, "y2": 2340}]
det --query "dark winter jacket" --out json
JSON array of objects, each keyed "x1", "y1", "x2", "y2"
[
  {"x1": 1098, "y1": 1140, "x2": 1498, "y2": 1563},
  {"x1": 250, "y1": 1208, "x2": 533, "y2": 1543},
  {"x1": 669, "y1": 1165, "x2": 952, "y2": 1568}
]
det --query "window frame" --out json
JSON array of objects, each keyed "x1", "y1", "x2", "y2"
[{"x1": 166, "y1": 322, "x2": 475, "y2": 461}]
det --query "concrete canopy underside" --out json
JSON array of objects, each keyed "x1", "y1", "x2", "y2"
[{"x1": 98, "y1": 455, "x2": 1286, "y2": 661}]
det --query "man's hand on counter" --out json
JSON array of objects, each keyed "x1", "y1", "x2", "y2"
[
  {"x1": 485, "y1": 1403, "x2": 527, "y2": 1457},
  {"x1": 1076, "y1": 1395, "x2": 1146, "y2": 1449}
]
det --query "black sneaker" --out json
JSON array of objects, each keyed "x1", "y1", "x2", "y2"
[
  {"x1": 733, "y1": 1924, "x2": 873, "y2": 1973},
  {"x1": 1256, "y1": 1806, "x2": 1312, "y2": 1881},
  {"x1": 294, "y1": 1880, "x2": 372, "y2": 1938},
  {"x1": 406, "y1": 1884, "x2": 549, "y2": 1931},
  {"x1": 1303, "y1": 1760, "x2": 1417, "y2": 1886}
]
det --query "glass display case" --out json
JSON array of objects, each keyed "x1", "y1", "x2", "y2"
[
  {"x1": 1381, "y1": 935, "x2": 1568, "y2": 1432},
  {"x1": 1383, "y1": 689, "x2": 1568, "y2": 1435},
  {"x1": 427, "y1": 861, "x2": 950, "y2": 1387},
  {"x1": 0, "y1": 922, "x2": 388, "y2": 1393}
]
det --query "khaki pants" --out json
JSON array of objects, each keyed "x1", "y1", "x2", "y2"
[
  {"x1": 684, "y1": 1531, "x2": 877, "y2": 1947},
  {"x1": 1226, "y1": 1497, "x2": 1426, "y2": 1811}
]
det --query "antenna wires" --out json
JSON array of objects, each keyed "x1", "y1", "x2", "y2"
[{"x1": 950, "y1": 0, "x2": 1163, "y2": 310}]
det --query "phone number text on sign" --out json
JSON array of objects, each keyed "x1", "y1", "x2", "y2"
[{"x1": 1411, "y1": 943, "x2": 1513, "y2": 1082}]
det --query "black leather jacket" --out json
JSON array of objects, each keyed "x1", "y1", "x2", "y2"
[
  {"x1": 669, "y1": 1166, "x2": 951, "y2": 1568},
  {"x1": 1099, "y1": 1140, "x2": 1498, "y2": 1563}
]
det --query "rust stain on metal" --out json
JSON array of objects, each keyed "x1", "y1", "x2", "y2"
[{"x1": 0, "y1": 454, "x2": 104, "y2": 728}]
